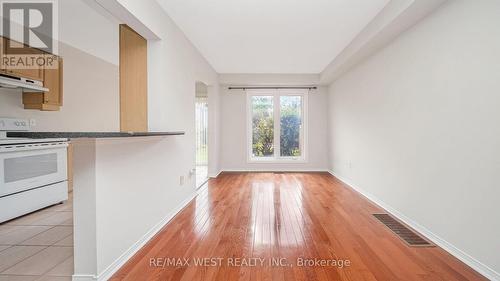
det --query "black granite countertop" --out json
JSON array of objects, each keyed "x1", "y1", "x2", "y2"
[{"x1": 7, "y1": 131, "x2": 185, "y2": 139}]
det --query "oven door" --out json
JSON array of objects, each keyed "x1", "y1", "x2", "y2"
[{"x1": 0, "y1": 143, "x2": 68, "y2": 197}]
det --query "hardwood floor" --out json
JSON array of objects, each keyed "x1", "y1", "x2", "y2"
[{"x1": 111, "y1": 172, "x2": 486, "y2": 281}]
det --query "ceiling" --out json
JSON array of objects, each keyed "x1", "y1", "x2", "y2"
[{"x1": 156, "y1": 0, "x2": 389, "y2": 74}]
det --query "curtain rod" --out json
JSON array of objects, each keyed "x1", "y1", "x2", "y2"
[{"x1": 228, "y1": 86, "x2": 317, "y2": 90}]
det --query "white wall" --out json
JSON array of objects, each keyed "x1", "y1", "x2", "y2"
[
  {"x1": 207, "y1": 85, "x2": 221, "y2": 177},
  {"x1": 0, "y1": 0, "x2": 120, "y2": 131},
  {"x1": 327, "y1": 0, "x2": 500, "y2": 278},
  {"x1": 116, "y1": 0, "x2": 221, "y2": 177},
  {"x1": 220, "y1": 85, "x2": 329, "y2": 171},
  {"x1": 219, "y1": 73, "x2": 320, "y2": 86},
  {"x1": 93, "y1": 137, "x2": 195, "y2": 276},
  {"x1": 60, "y1": 0, "x2": 120, "y2": 65}
]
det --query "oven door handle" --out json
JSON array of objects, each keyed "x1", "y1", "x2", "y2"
[{"x1": 0, "y1": 142, "x2": 68, "y2": 153}]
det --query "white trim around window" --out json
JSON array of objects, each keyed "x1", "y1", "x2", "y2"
[{"x1": 246, "y1": 89, "x2": 308, "y2": 163}]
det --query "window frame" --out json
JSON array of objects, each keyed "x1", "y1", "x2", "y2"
[{"x1": 246, "y1": 89, "x2": 308, "y2": 163}]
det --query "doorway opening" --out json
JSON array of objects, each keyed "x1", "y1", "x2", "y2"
[{"x1": 195, "y1": 82, "x2": 208, "y2": 188}]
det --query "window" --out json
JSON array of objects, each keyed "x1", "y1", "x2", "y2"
[{"x1": 247, "y1": 90, "x2": 307, "y2": 162}]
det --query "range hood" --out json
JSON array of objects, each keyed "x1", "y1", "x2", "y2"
[{"x1": 0, "y1": 73, "x2": 48, "y2": 92}]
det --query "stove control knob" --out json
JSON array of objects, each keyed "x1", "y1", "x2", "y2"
[{"x1": 14, "y1": 121, "x2": 26, "y2": 127}]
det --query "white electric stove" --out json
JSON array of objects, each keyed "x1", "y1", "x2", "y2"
[
  {"x1": 0, "y1": 137, "x2": 68, "y2": 145},
  {"x1": 0, "y1": 118, "x2": 69, "y2": 223}
]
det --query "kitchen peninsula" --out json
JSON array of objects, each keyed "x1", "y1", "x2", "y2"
[
  {"x1": 7, "y1": 131, "x2": 184, "y2": 138},
  {"x1": 7, "y1": 132, "x2": 192, "y2": 281}
]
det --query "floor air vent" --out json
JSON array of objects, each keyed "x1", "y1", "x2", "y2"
[{"x1": 372, "y1": 213, "x2": 433, "y2": 247}]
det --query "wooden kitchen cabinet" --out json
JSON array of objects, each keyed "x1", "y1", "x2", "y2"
[
  {"x1": 1, "y1": 37, "x2": 44, "y2": 81},
  {"x1": 4, "y1": 63, "x2": 44, "y2": 82},
  {"x1": 0, "y1": 36, "x2": 64, "y2": 111},
  {"x1": 120, "y1": 24, "x2": 148, "y2": 132},
  {"x1": 23, "y1": 56, "x2": 63, "y2": 111}
]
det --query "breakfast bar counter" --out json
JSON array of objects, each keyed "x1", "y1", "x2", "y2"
[{"x1": 7, "y1": 131, "x2": 185, "y2": 139}]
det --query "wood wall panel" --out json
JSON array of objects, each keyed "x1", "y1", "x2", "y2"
[{"x1": 119, "y1": 24, "x2": 148, "y2": 132}]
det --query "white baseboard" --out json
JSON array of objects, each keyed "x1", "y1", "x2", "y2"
[
  {"x1": 72, "y1": 274, "x2": 97, "y2": 281},
  {"x1": 220, "y1": 168, "x2": 330, "y2": 173},
  {"x1": 208, "y1": 170, "x2": 222, "y2": 178},
  {"x1": 94, "y1": 191, "x2": 199, "y2": 281},
  {"x1": 328, "y1": 170, "x2": 500, "y2": 281}
]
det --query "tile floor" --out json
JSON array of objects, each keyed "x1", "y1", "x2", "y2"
[{"x1": 0, "y1": 192, "x2": 73, "y2": 281}]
